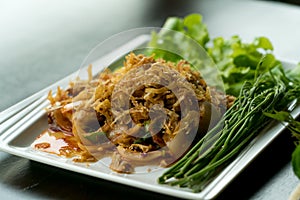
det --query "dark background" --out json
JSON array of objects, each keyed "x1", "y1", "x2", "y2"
[{"x1": 270, "y1": 0, "x2": 300, "y2": 5}]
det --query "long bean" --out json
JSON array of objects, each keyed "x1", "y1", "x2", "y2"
[{"x1": 158, "y1": 68, "x2": 299, "y2": 192}]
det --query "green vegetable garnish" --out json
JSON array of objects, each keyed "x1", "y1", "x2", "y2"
[
  {"x1": 158, "y1": 57, "x2": 300, "y2": 192},
  {"x1": 161, "y1": 13, "x2": 209, "y2": 47},
  {"x1": 263, "y1": 111, "x2": 300, "y2": 179},
  {"x1": 287, "y1": 63, "x2": 300, "y2": 83},
  {"x1": 292, "y1": 145, "x2": 300, "y2": 179},
  {"x1": 207, "y1": 36, "x2": 278, "y2": 96},
  {"x1": 263, "y1": 111, "x2": 300, "y2": 142},
  {"x1": 150, "y1": 13, "x2": 279, "y2": 96},
  {"x1": 150, "y1": 13, "x2": 300, "y2": 188},
  {"x1": 147, "y1": 13, "x2": 209, "y2": 63}
]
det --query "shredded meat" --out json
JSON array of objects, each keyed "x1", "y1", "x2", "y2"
[{"x1": 36, "y1": 53, "x2": 235, "y2": 173}]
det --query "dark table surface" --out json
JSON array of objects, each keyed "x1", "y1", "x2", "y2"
[{"x1": 1, "y1": 0, "x2": 300, "y2": 199}]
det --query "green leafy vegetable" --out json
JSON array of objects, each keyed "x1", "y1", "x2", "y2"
[
  {"x1": 263, "y1": 111, "x2": 300, "y2": 142},
  {"x1": 287, "y1": 63, "x2": 300, "y2": 83},
  {"x1": 292, "y1": 145, "x2": 300, "y2": 179},
  {"x1": 161, "y1": 14, "x2": 209, "y2": 47},
  {"x1": 253, "y1": 36, "x2": 274, "y2": 50},
  {"x1": 149, "y1": 13, "x2": 279, "y2": 96},
  {"x1": 207, "y1": 36, "x2": 278, "y2": 96},
  {"x1": 263, "y1": 111, "x2": 300, "y2": 179},
  {"x1": 147, "y1": 13, "x2": 209, "y2": 63}
]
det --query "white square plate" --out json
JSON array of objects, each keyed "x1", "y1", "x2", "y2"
[{"x1": 0, "y1": 35, "x2": 299, "y2": 200}]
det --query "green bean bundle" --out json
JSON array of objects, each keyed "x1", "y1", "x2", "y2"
[{"x1": 158, "y1": 66, "x2": 300, "y2": 192}]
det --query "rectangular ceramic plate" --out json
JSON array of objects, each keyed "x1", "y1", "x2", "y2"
[{"x1": 0, "y1": 35, "x2": 299, "y2": 200}]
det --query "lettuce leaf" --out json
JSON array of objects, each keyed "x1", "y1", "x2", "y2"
[
  {"x1": 161, "y1": 14, "x2": 209, "y2": 47},
  {"x1": 207, "y1": 36, "x2": 279, "y2": 96},
  {"x1": 149, "y1": 14, "x2": 279, "y2": 96},
  {"x1": 147, "y1": 13, "x2": 209, "y2": 62}
]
